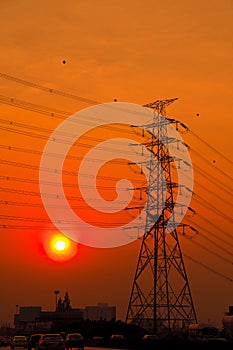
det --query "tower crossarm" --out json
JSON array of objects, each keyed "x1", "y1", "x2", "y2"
[{"x1": 143, "y1": 98, "x2": 178, "y2": 115}]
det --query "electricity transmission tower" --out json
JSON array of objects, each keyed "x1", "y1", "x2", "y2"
[{"x1": 126, "y1": 98, "x2": 197, "y2": 334}]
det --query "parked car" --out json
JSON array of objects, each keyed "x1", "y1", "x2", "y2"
[
  {"x1": 202, "y1": 335, "x2": 228, "y2": 344},
  {"x1": 140, "y1": 334, "x2": 159, "y2": 349},
  {"x1": 0, "y1": 337, "x2": 8, "y2": 347},
  {"x1": 65, "y1": 333, "x2": 84, "y2": 350},
  {"x1": 142, "y1": 334, "x2": 159, "y2": 340},
  {"x1": 110, "y1": 334, "x2": 126, "y2": 340},
  {"x1": 11, "y1": 336, "x2": 28, "y2": 349},
  {"x1": 27, "y1": 334, "x2": 42, "y2": 350},
  {"x1": 93, "y1": 336, "x2": 103, "y2": 340},
  {"x1": 35, "y1": 334, "x2": 65, "y2": 350}
]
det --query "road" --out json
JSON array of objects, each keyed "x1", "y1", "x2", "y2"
[{"x1": 0, "y1": 347, "x2": 126, "y2": 350}]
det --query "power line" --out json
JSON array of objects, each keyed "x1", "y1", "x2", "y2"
[
  {"x1": 0, "y1": 159, "x2": 146, "y2": 185},
  {"x1": 190, "y1": 177, "x2": 233, "y2": 207},
  {"x1": 0, "y1": 72, "x2": 100, "y2": 105},
  {"x1": 0, "y1": 94, "x2": 148, "y2": 136},
  {"x1": 2, "y1": 176, "x2": 232, "y2": 251},
  {"x1": 1, "y1": 131, "x2": 232, "y2": 233},
  {"x1": 0, "y1": 215, "x2": 131, "y2": 227},
  {"x1": 192, "y1": 162, "x2": 232, "y2": 196},
  {"x1": 196, "y1": 212, "x2": 233, "y2": 241},
  {"x1": 0, "y1": 199, "x2": 138, "y2": 211},
  {"x1": 1, "y1": 140, "x2": 232, "y2": 235},
  {"x1": 3, "y1": 194, "x2": 231, "y2": 264},
  {"x1": 1, "y1": 118, "x2": 232, "y2": 197},
  {"x1": 186, "y1": 218, "x2": 233, "y2": 252},
  {"x1": 0, "y1": 143, "x2": 138, "y2": 166},
  {"x1": 0, "y1": 187, "x2": 142, "y2": 208},
  {"x1": 184, "y1": 253, "x2": 233, "y2": 283},
  {"x1": 0, "y1": 116, "x2": 141, "y2": 142},
  {"x1": 189, "y1": 130, "x2": 233, "y2": 166},
  {"x1": 0, "y1": 174, "x2": 133, "y2": 192},
  {"x1": 1, "y1": 120, "x2": 232, "y2": 199},
  {"x1": 2, "y1": 154, "x2": 231, "y2": 230},
  {"x1": 187, "y1": 238, "x2": 233, "y2": 265},
  {"x1": 0, "y1": 117, "x2": 108, "y2": 143},
  {"x1": 0, "y1": 200, "x2": 42, "y2": 208},
  {"x1": 1, "y1": 71, "x2": 231, "y2": 171},
  {"x1": 193, "y1": 194, "x2": 233, "y2": 224},
  {"x1": 0, "y1": 125, "x2": 139, "y2": 157},
  {"x1": 0, "y1": 94, "x2": 70, "y2": 118},
  {"x1": 191, "y1": 148, "x2": 233, "y2": 182},
  {"x1": 1, "y1": 146, "x2": 232, "y2": 210}
]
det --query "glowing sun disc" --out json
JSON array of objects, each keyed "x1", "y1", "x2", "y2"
[
  {"x1": 55, "y1": 239, "x2": 66, "y2": 251},
  {"x1": 43, "y1": 233, "x2": 78, "y2": 262}
]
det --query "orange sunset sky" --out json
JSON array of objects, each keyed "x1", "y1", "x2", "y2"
[{"x1": 0, "y1": 0, "x2": 232, "y2": 328}]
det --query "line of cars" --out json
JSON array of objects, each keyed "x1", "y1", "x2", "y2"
[{"x1": 7, "y1": 333, "x2": 84, "y2": 350}]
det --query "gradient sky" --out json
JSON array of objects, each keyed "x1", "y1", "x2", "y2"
[{"x1": 0, "y1": 0, "x2": 232, "y2": 328}]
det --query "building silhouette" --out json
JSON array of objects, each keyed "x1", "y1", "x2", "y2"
[
  {"x1": 14, "y1": 303, "x2": 116, "y2": 334},
  {"x1": 222, "y1": 306, "x2": 233, "y2": 339},
  {"x1": 85, "y1": 303, "x2": 116, "y2": 321}
]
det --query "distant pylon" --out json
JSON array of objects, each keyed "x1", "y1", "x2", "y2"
[{"x1": 126, "y1": 98, "x2": 197, "y2": 334}]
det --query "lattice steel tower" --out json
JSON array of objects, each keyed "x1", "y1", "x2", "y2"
[{"x1": 126, "y1": 98, "x2": 197, "y2": 334}]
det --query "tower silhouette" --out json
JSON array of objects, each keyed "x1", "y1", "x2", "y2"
[{"x1": 126, "y1": 99, "x2": 197, "y2": 334}]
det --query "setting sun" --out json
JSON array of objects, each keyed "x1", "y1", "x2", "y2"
[
  {"x1": 43, "y1": 233, "x2": 78, "y2": 262},
  {"x1": 55, "y1": 239, "x2": 66, "y2": 251}
]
